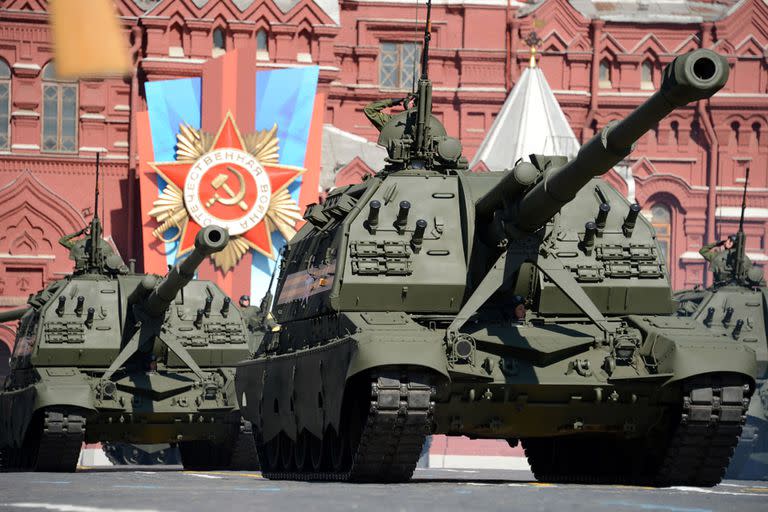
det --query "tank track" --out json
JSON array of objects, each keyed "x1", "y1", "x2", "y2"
[
  {"x1": 33, "y1": 410, "x2": 85, "y2": 472},
  {"x1": 1, "y1": 410, "x2": 85, "y2": 472},
  {"x1": 523, "y1": 375, "x2": 750, "y2": 487},
  {"x1": 655, "y1": 376, "x2": 750, "y2": 486},
  {"x1": 259, "y1": 372, "x2": 434, "y2": 482}
]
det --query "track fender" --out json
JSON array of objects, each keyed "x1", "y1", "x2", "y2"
[
  {"x1": 636, "y1": 331, "x2": 756, "y2": 388},
  {"x1": 346, "y1": 332, "x2": 449, "y2": 381},
  {"x1": 664, "y1": 340, "x2": 756, "y2": 385},
  {"x1": 33, "y1": 379, "x2": 96, "y2": 414},
  {"x1": 632, "y1": 315, "x2": 757, "y2": 386}
]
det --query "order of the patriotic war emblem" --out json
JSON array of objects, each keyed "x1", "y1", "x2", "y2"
[{"x1": 148, "y1": 113, "x2": 304, "y2": 272}]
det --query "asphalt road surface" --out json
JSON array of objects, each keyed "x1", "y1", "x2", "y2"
[{"x1": 0, "y1": 467, "x2": 766, "y2": 512}]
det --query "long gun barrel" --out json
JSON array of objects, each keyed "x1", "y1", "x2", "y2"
[
  {"x1": 0, "y1": 307, "x2": 30, "y2": 323},
  {"x1": 143, "y1": 226, "x2": 229, "y2": 317},
  {"x1": 514, "y1": 49, "x2": 729, "y2": 232}
]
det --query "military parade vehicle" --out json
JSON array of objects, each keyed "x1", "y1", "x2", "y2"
[
  {"x1": 235, "y1": 2, "x2": 756, "y2": 486},
  {"x1": 0, "y1": 160, "x2": 259, "y2": 471},
  {"x1": 675, "y1": 172, "x2": 767, "y2": 480}
]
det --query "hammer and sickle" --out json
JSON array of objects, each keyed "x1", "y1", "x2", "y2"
[{"x1": 205, "y1": 166, "x2": 248, "y2": 211}]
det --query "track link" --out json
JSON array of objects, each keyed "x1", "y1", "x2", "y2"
[
  {"x1": 523, "y1": 375, "x2": 751, "y2": 487},
  {"x1": 34, "y1": 410, "x2": 85, "y2": 472},
  {"x1": 1, "y1": 410, "x2": 85, "y2": 472},
  {"x1": 259, "y1": 372, "x2": 434, "y2": 482},
  {"x1": 655, "y1": 376, "x2": 750, "y2": 486}
]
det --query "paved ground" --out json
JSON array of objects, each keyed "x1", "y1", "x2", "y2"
[{"x1": 0, "y1": 468, "x2": 766, "y2": 512}]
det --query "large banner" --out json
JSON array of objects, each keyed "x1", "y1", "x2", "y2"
[{"x1": 136, "y1": 48, "x2": 324, "y2": 300}]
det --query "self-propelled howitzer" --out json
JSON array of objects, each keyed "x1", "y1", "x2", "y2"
[
  {"x1": 1, "y1": 224, "x2": 259, "y2": 472},
  {"x1": 235, "y1": 47, "x2": 755, "y2": 486},
  {"x1": 674, "y1": 169, "x2": 767, "y2": 480}
]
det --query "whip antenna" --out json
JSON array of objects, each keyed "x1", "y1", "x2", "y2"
[
  {"x1": 734, "y1": 166, "x2": 750, "y2": 280},
  {"x1": 738, "y1": 166, "x2": 749, "y2": 235},
  {"x1": 420, "y1": 0, "x2": 432, "y2": 81},
  {"x1": 89, "y1": 153, "x2": 102, "y2": 271}
]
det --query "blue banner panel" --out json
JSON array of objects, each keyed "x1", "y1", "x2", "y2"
[
  {"x1": 251, "y1": 66, "x2": 319, "y2": 297},
  {"x1": 145, "y1": 78, "x2": 202, "y2": 262}
]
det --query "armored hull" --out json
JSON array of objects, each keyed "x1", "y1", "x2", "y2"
[
  {"x1": 0, "y1": 226, "x2": 259, "y2": 472},
  {"x1": 235, "y1": 47, "x2": 755, "y2": 485}
]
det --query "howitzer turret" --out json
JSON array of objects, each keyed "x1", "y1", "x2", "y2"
[
  {"x1": 236, "y1": 24, "x2": 755, "y2": 487},
  {"x1": 141, "y1": 226, "x2": 229, "y2": 317},
  {"x1": 480, "y1": 49, "x2": 729, "y2": 237}
]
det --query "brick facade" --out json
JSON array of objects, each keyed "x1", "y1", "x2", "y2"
[{"x1": 1, "y1": 0, "x2": 767, "y2": 361}]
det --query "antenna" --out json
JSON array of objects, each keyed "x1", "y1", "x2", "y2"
[
  {"x1": 413, "y1": 0, "x2": 433, "y2": 158},
  {"x1": 734, "y1": 166, "x2": 750, "y2": 280},
  {"x1": 411, "y1": 0, "x2": 419, "y2": 93},
  {"x1": 94, "y1": 152, "x2": 100, "y2": 223},
  {"x1": 738, "y1": 166, "x2": 749, "y2": 234},
  {"x1": 420, "y1": 0, "x2": 432, "y2": 81},
  {"x1": 89, "y1": 153, "x2": 103, "y2": 272}
]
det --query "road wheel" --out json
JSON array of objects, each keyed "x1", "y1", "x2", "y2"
[
  {"x1": 327, "y1": 426, "x2": 349, "y2": 473},
  {"x1": 280, "y1": 432, "x2": 295, "y2": 471},
  {"x1": 309, "y1": 433, "x2": 324, "y2": 471},
  {"x1": 263, "y1": 434, "x2": 281, "y2": 471},
  {"x1": 294, "y1": 430, "x2": 309, "y2": 471}
]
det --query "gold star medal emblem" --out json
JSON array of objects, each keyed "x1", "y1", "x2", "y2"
[{"x1": 148, "y1": 113, "x2": 304, "y2": 272}]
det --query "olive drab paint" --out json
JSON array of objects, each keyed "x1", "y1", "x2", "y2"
[
  {"x1": 674, "y1": 173, "x2": 767, "y2": 480},
  {"x1": 235, "y1": 28, "x2": 756, "y2": 486},
  {"x1": 0, "y1": 184, "x2": 261, "y2": 471}
]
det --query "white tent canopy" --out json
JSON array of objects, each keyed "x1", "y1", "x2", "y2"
[{"x1": 471, "y1": 64, "x2": 579, "y2": 171}]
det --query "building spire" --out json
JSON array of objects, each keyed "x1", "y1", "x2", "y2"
[
  {"x1": 525, "y1": 31, "x2": 542, "y2": 69},
  {"x1": 470, "y1": 34, "x2": 579, "y2": 172}
]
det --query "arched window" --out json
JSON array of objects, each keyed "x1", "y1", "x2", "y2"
[
  {"x1": 213, "y1": 28, "x2": 226, "y2": 50},
  {"x1": 599, "y1": 60, "x2": 612, "y2": 88},
  {"x1": 41, "y1": 63, "x2": 77, "y2": 153},
  {"x1": 168, "y1": 23, "x2": 184, "y2": 57},
  {"x1": 670, "y1": 120, "x2": 679, "y2": 145},
  {"x1": 650, "y1": 204, "x2": 672, "y2": 264},
  {"x1": 256, "y1": 29, "x2": 269, "y2": 61},
  {"x1": 212, "y1": 28, "x2": 226, "y2": 57},
  {"x1": 296, "y1": 30, "x2": 312, "y2": 63},
  {"x1": 641, "y1": 61, "x2": 653, "y2": 90},
  {"x1": 0, "y1": 59, "x2": 10, "y2": 151},
  {"x1": 730, "y1": 121, "x2": 740, "y2": 147},
  {"x1": 751, "y1": 122, "x2": 761, "y2": 147}
]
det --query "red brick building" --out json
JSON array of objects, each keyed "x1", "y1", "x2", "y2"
[{"x1": 1, "y1": 0, "x2": 767, "y2": 373}]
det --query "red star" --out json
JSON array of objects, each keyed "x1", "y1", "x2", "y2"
[{"x1": 150, "y1": 112, "x2": 304, "y2": 259}]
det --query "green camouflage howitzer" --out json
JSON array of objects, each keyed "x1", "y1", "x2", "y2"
[
  {"x1": 235, "y1": 6, "x2": 754, "y2": 485},
  {"x1": 675, "y1": 168, "x2": 767, "y2": 480},
  {"x1": 0, "y1": 188, "x2": 260, "y2": 472}
]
